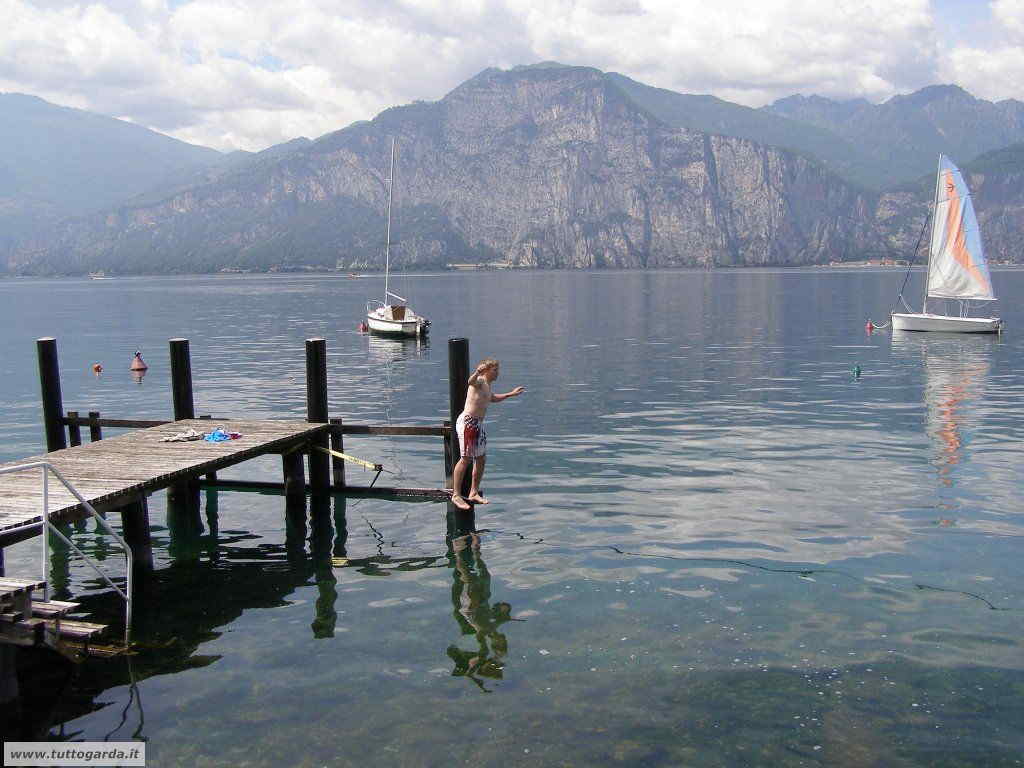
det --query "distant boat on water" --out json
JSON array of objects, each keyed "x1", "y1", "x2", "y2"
[
  {"x1": 88, "y1": 271, "x2": 113, "y2": 280},
  {"x1": 365, "y1": 139, "x2": 430, "y2": 338},
  {"x1": 891, "y1": 155, "x2": 1002, "y2": 333}
]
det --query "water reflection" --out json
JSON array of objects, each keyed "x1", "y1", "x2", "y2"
[
  {"x1": 365, "y1": 334, "x2": 430, "y2": 365},
  {"x1": 891, "y1": 332, "x2": 995, "y2": 490},
  {"x1": 446, "y1": 535, "x2": 516, "y2": 692}
]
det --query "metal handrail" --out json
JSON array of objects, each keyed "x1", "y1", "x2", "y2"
[{"x1": 0, "y1": 461, "x2": 133, "y2": 644}]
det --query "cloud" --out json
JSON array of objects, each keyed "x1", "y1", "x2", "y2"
[
  {"x1": 940, "y1": 0, "x2": 1024, "y2": 103},
  {"x1": 0, "y1": 0, "x2": 1020, "y2": 152}
]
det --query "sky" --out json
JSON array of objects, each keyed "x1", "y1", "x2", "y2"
[{"x1": 1, "y1": 0, "x2": 1022, "y2": 153}]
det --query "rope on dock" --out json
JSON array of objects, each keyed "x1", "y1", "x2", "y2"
[
  {"x1": 312, "y1": 444, "x2": 395, "y2": 487},
  {"x1": 313, "y1": 445, "x2": 384, "y2": 472}
]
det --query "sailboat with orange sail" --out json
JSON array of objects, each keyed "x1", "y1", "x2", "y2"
[{"x1": 892, "y1": 155, "x2": 1002, "y2": 333}]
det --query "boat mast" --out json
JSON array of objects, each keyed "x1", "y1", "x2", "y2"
[
  {"x1": 922, "y1": 154, "x2": 943, "y2": 313},
  {"x1": 384, "y1": 138, "x2": 395, "y2": 306}
]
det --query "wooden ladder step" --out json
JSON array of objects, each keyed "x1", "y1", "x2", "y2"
[
  {"x1": 32, "y1": 600, "x2": 80, "y2": 619},
  {"x1": 0, "y1": 613, "x2": 42, "y2": 627},
  {"x1": 0, "y1": 577, "x2": 47, "y2": 592},
  {"x1": 0, "y1": 607, "x2": 26, "y2": 622},
  {"x1": 45, "y1": 618, "x2": 107, "y2": 641},
  {"x1": 0, "y1": 615, "x2": 46, "y2": 646}
]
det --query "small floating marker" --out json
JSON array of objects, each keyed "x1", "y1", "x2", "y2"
[
  {"x1": 853, "y1": 364, "x2": 862, "y2": 379},
  {"x1": 91, "y1": 362, "x2": 103, "y2": 374},
  {"x1": 130, "y1": 350, "x2": 148, "y2": 371},
  {"x1": 865, "y1": 320, "x2": 874, "y2": 334},
  {"x1": 357, "y1": 321, "x2": 369, "y2": 333}
]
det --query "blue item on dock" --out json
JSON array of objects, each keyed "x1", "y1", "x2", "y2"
[{"x1": 204, "y1": 427, "x2": 230, "y2": 442}]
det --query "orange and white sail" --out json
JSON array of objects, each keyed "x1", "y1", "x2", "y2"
[{"x1": 927, "y1": 155, "x2": 995, "y2": 301}]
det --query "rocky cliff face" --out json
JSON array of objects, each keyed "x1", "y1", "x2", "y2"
[{"x1": 5, "y1": 66, "x2": 887, "y2": 275}]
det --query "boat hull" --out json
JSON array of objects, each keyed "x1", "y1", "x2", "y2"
[
  {"x1": 366, "y1": 315, "x2": 429, "y2": 337},
  {"x1": 891, "y1": 313, "x2": 1002, "y2": 333}
]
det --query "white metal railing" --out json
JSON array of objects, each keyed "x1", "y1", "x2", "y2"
[{"x1": 0, "y1": 461, "x2": 132, "y2": 644}]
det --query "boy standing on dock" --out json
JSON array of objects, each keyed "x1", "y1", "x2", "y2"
[{"x1": 451, "y1": 358, "x2": 524, "y2": 510}]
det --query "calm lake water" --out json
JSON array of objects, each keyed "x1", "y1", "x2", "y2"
[{"x1": 2, "y1": 268, "x2": 1023, "y2": 767}]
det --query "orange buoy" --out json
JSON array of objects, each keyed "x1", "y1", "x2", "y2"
[
  {"x1": 865, "y1": 320, "x2": 874, "y2": 334},
  {"x1": 130, "y1": 350, "x2": 148, "y2": 371},
  {"x1": 91, "y1": 362, "x2": 103, "y2": 374},
  {"x1": 358, "y1": 321, "x2": 369, "y2": 333}
]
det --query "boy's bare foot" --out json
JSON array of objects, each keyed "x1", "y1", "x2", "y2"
[
  {"x1": 468, "y1": 493, "x2": 489, "y2": 505},
  {"x1": 451, "y1": 494, "x2": 472, "y2": 511}
]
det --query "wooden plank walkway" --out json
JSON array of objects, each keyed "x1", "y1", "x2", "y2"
[{"x1": 0, "y1": 418, "x2": 329, "y2": 539}]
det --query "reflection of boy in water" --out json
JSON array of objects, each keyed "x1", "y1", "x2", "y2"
[{"x1": 446, "y1": 533, "x2": 515, "y2": 692}]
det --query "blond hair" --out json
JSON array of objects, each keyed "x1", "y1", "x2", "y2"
[{"x1": 477, "y1": 358, "x2": 499, "y2": 372}]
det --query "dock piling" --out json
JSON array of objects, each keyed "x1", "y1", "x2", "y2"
[
  {"x1": 169, "y1": 338, "x2": 196, "y2": 420},
  {"x1": 282, "y1": 448, "x2": 306, "y2": 500},
  {"x1": 447, "y1": 338, "x2": 470, "y2": 497},
  {"x1": 88, "y1": 411, "x2": 102, "y2": 442},
  {"x1": 120, "y1": 495, "x2": 154, "y2": 573},
  {"x1": 306, "y1": 338, "x2": 330, "y2": 494},
  {"x1": 442, "y1": 419, "x2": 452, "y2": 489},
  {"x1": 37, "y1": 337, "x2": 67, "y2": 453},
  {"x1": 329, "y1": 417, "x2": 346, "y2": 488},
  {"x1": 67, "y1": 410, "x2": 82, "y2": 447},
  {"x1": 168, "y1": 338, "x2": 201, "y2": 521}
]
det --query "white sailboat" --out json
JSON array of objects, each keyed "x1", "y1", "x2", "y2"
[
  {"x1": 891, "y1": 155, "x2": 1002, "y2": 333},
  {"x1": 365, "y1": 139, "x2": 430, "y2": 338}
]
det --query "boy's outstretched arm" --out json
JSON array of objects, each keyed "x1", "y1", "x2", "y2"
[{"x1": 491, "y1": 386, "x2": 525, "y2": 402}]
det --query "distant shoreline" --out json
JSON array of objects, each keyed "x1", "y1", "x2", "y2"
[{"x1": 2, "y1": 262, "x2": 1022, "y2": 279}]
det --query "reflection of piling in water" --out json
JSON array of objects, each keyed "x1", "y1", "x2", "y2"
[
  {"x1": 48, "y1": 523, "x2": 72, "y2": 601},
  {"x1": 310, "y1": 495, "x2": 338, "y2": 639}
]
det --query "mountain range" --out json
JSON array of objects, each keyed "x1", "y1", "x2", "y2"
[{"x1": 3, "y1": 63, "x2": 1023, "y2": 274}]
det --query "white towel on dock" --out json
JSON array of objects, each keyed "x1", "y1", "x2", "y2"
[{"x1": 160, "y1": 428, "x2": 204, "y2": 442}]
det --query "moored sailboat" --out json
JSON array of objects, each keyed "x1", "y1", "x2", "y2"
[
  {"x1": 891, "y1": 155, "x2": 1002, "y2": 333},
  {"x1": 365, "y1": 139, "x2": 430, "y2": 338}
]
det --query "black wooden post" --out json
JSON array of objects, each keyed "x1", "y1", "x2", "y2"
[
  {"x1": 447, "y1": 338, "x2": 470, "y2": 495},
  {"x1": 88, "y1": 411, "x2": 102, "y2": 442},
  {"x1": 37, "y1": 337, "x2": 67, "y2": 452},
  {"x1": 67, "y1": 411, "x2": 82, "y2": 447},
  {"x1": 442, "y1": 419, "x2": 453, "y2": 489},
  {"x1": 445, "y1": 506, "x2": 477, "y2": 543},
  {"x1": 167, "y1": 479, "x2": 203, "y2": 539},
  {"x1": 169, "y1": 338, "x2": 201, "y2": 519},
  {"x1": 120, "y1": 495, "x2": 154, "y2": 573},
  {"x1": 306, "y1": 338, "x2": 330, "y2": 494},
  {"x1": 169, "y1": 338, "x2": 195, "y2": 421},
  {"x1": 329, "y1": 417, "x2": 346, "y2": 489},
  {"x1": 282, "y1": 448, "x2": 306, "y2": 499}
]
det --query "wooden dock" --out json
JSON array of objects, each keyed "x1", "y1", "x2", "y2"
[
  {"x1": 0, "y1": 418, "x2": 330, "y2": 546},
  {"x1": 0, "y1": 335, "x2": 475, "y2": 656}
]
